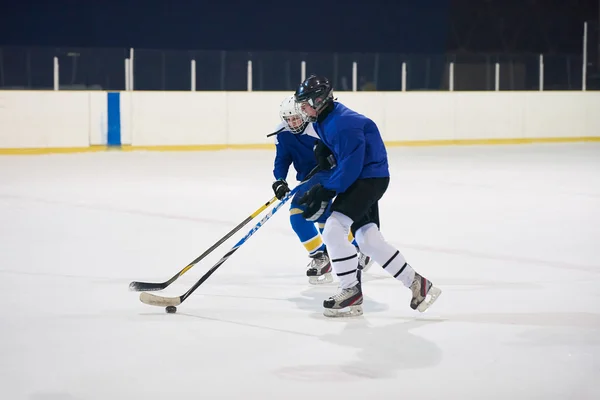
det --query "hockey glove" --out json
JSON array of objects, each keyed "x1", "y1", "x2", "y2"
[
  {"x1": 299, "y1": 183, "x2": 336, "y2": 221},
  {"x1": 272, "y1": 179, "x2": 290, "y2": 200},
  {"x1": 314, "y1": 140, "x2": 337, "y2": 170}
]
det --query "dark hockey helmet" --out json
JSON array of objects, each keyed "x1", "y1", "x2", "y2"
[{"x1": 294, "y1": 75, "x2": 333, "y2": 122}]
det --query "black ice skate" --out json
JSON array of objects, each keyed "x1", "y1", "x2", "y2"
[
  {"x1": 357, "y1": 252, "x2": 374, "y2": 272},
  {"x1": 323, "y1": 282, "x2": 363, "y2": 318},
  {"x1": 306, "y1": 251, "x2": 333, "y2": 285},
  {"x1": 410, "y1": 272, "x2": 442, "y2": 312}
]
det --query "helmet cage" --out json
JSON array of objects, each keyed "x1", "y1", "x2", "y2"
[
  {"x1": 279, "y1": 95, "x2": 308, "y2": 133},
  {"x1": 294, "y1": 76, "x2": 333, "y2": 123}
]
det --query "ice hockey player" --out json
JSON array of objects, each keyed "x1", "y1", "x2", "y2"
[
  {"x1": 294, "y1": 76, "x2": 441, "y2": 317},
  {"x1": 271, "y1": 95, "x2": 372, "y2": 285}
]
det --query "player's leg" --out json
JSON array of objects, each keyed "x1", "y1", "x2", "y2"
[
  {"x1": 352, "y1": 186, "x2": 441, "y2": 313},
  {"x1": 320, "y1": 209, "x2": 372, "y2": 272},
  {"x1": 291, "y1": 172, "x2": 333, "y2": 284},
  {"x1": 352, "y1": 227, "x2": 374, "y2": 272},
  {"x1": 319, "y1": 179, "x2": 388, "y2": 317}
]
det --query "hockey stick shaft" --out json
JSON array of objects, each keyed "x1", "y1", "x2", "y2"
[
  {"x1": 129, "y1": 196, "x2": 278, "y2": 291},
  {"x1": 266, "y1": 126, "x2": 285, "y2": 138},
  {"x1": 139, "y1": 183, "x2": 305, "y2": 307},
  {"x1": 131, "y1": 166, "x2": 321, "y2": 292}
]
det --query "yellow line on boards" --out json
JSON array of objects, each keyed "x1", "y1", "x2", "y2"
[
  {"x1": 118, "y1": 143, "x2": 277, "y2": 152},
  {"x1": 1, "y1": 137, "x2": 599, "y2": 155},
  {"x1": 384, "y1": 137, "x2": 600, "y2": 147},
  {"x1": 0, "y1": 145, "x2": 110, "y2": 155}
]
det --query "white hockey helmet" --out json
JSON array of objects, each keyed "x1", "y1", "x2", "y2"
[{"x1": 279, "y1": 95, "x2": 308, "y2": 134}]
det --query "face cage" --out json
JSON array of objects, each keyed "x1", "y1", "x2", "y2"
[
  {"x1": 281, "y1": 115, "x2": 308, "y2": 134},
  {"x1": 294, "y1": 100, "x2": 318, "y2": 123},
  {"x1": 295, "y1": 90, "x2": 333, "y2": 123}
]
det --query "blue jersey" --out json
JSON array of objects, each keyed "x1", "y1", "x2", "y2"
[
  {"x1": 273, "y1": 122, "x2": 319, "y2": 182},
  {"x1": 313, "y1": 102, "x2": 389, "y2": 194}
]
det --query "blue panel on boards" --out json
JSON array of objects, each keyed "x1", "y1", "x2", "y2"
[{"x1": 107, "y1": 92, "x2": 121, "y2": 146}]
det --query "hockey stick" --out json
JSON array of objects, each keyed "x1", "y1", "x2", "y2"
[
  {"x1": 128, "y1": 196, "x2": 278, "y2": 292},
  {"x1": 266, "y1": 126, "x2": 285, "y2": 138},
  {"x1": 130, "y1": 165, "x2": 320, "y2": 292},
  {"x1": 139, "y1": 178, "x2": 313, "y2": 308}
]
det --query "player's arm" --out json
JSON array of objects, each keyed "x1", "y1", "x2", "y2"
[
  {"x1": 323, "y1": 128, "x2": 365, "y2": 194},
  {"x1": 298, "y1": 129, "x2": 365, "y2": 221},
  {"x1": 272, "y1": 137, "x2": 293, "y2": 199},
  {"x1": 273, "y1": 136, "x2": 293, "y2": 180},
  {"x1": 313, "y1": 139, "x2": 337, "y2": 171}
]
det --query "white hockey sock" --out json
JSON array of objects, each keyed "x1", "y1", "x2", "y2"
[
  {"x1": 355, "y1": 223, "x2": 415, "y2": 287},
  {"x1": 321, "y1": 212, "x2": 359, "y2": 289}
]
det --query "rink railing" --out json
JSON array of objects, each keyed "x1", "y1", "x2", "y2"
[
  {"x1": 59, "y1": 24, "x2": 593, "y2": 93},
  {"x1": 0, "y1": 90, "x2": 599, "y2": 154},
  {"x1": 67, "y1": 23, "x2": 594, "y2": 92},
  {"x1": 1, "y1": 22, "x2": 597, "y2": 92}
]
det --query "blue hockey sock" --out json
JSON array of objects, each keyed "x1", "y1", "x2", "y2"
[{"x1": 290, "y1": 208, "x2": 326, "y2": 256}]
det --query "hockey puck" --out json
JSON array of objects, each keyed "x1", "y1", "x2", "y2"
[{"x1": 165, "y1": 306, "x2": 177, "y2": 314}]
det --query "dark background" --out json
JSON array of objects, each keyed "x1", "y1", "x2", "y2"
[{"x1": 0, "y1": 0, "x2": 598, "y2": 91}]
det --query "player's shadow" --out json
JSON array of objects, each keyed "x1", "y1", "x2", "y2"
[
  {"x1": 281, "y1": 285, "x2": 445, "y2": 380},
  {"x1": 274, "y1": 317, "x2": 445, "y2": 381}
]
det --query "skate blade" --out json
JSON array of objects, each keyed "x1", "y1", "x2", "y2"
[
  {"x1": 417, "y1": 286, "x2": 442, "y2": 312},
  {"x1": 308, "y1": 272, "x2": 333, "y2": 285},
  {"x1": 360, "y1": 259, "x2": 374, "y2": 273},
  {"x1": 323, "y1": 304, "x2": 363, "y2": 318}
]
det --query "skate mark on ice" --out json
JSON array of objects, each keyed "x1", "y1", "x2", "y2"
[
  {"x1": 442, "y1": 311, "x2": 600, "y2": 330},
  {"x1": 0, "y1": 192, "x2": 235, "y2": 227},
  {"x1": 391, "y1": 242, "x2": 600, "y2": 273},
  {"x1": 173, "y1": 312, "x2": 320, "y2": 338}
]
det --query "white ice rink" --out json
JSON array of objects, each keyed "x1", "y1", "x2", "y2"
[{"x1": 1, "y1": 143, "x2": 599, "y2": 400}]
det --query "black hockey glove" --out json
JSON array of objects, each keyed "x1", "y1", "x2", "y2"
[
  {"x1": 314, "y1": 140, "x2": 337, "y2": 170},
  {"x1": 272, "y1": 179, "x2": 290, "y2": 200},
  {"x1": 299, "y1": 183, "x2": 336, "y2": 221}
]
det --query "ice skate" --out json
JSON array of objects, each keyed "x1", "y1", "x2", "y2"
[
  {"x1": 323, "y1": 282, "x2": 363, "y2": 318},
  {"x1": 357, "y1": 251, "x2": 374, "y2": 272},
  {"x1": 409, "y1": 272, "x2": 442, "y2": 312},
  {"x1": 306, "y1": 251, "x2": 333, "y2": 285}
]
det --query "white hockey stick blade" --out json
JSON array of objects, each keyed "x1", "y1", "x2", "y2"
[{"x1": 139, "y1": 292, "x2": 182, "y2": 307}]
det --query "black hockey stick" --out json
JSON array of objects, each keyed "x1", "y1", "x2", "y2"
[
  {"x1": 266, "y1": 126, "x2": 285, "y2": 137},
  {"x1": 139, "y1": 181, "x2": 303, "y2": 307},
  {"x1": 128, "y1": 196, "x2": 279, "y2": 292},
  {"x1": 129, "y1": 165, "x2": 320, "y2": 292},
  {"x1": 138, "y1": 165, "x2": 321, "y2": 307}
]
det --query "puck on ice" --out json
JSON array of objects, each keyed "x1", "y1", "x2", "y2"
[{"x1": 166, "y1": 306, "x2": 177, "y2": 314}]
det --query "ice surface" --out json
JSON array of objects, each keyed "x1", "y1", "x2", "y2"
[{"x1": 1, "y1": 143, "x2": 599, "y2": 400}]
